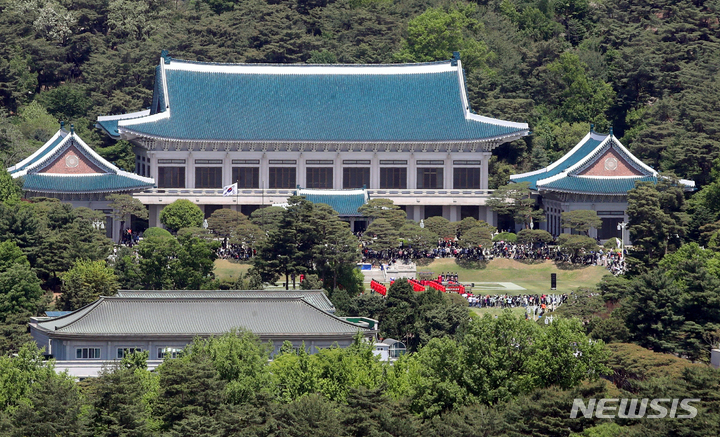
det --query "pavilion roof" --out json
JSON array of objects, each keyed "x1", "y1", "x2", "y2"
[{"x1": 97, "y1": 52, "x2": 529, "y2": 145}]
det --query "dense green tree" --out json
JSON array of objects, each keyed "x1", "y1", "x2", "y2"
[
  {"x1": 106, "y1": 193, "x2": 148, "y2": 240},
  {"x1": 0, "y1": 170, "x2": 20, "y2": 204},
  {"x1": 486, "y1": 182, "x2": 544, "y2": 229},
  {"x1": 364, "y1": 218, "x2": 399, "y2": 253},
  {"x1": 399, "y1": 221, "x2": 437, "y2": 253},
  {"x1": 458, "y1": 225, "x2": 492, "y2": 249},
  {"x1": 561, "y1": 210, "x2": 603, "y2": 235},
  {"x1": 627, "y1": 179, "x2": 688, "y2": 266},
  {"x1": 159, "y1": 199, "x2": 204, "y2": 233},
  {"x1": 207, "y1": 208, "x2": 247, "y2": 242},
  {"x1": 516, "y1": 228, "x2": 553, "y2": 245},
  {"x1": 381, "y1": 280, "x2": 418, "y2": 348},
  {"x1": 183, "y1": 329, "x2": 272, "y2": 405},
  {"x1": 0, "y1": 262, "x2": 43, "y2": 318},
  {"x1": 59, "y1": 259, "x2": 119, "y2": 310},
  {"x1": 84, "y1": 364, "x2": 155, "y2": 436},
  {"x1": 249, "y1": 206, "x2": 285, "y2": 233},
  {"x1": 423, "y1": 216, "x2": 455, "y2": 241},
  {"x1": 358, "y1": 199, "x2": 406, "y2": 230},
  {"x1": 557, "y1": 233, "x2": 597, "y2": 260}
]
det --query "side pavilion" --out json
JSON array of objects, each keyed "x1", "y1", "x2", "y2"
[{"x1": 511, "y1": 127, "x2": 694, "y2": 244}]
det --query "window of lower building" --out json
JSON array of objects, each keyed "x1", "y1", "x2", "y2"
[
  {"x1": 269, "y1": 167, "x2": 296, "y2": 189},
  {"x1": 417, "y1": 168, "x2": 443, "y2": 189},
  {"x1": 454, "y1": 168, "x2": 481, "y2": 189},
  {"x1": 380, "y1": 168, "x2": 407, "y2": 189},
  {"x1": 232, "y1": 167, "x2": 259, "y2": 189},
  {"x1": 76, "y1": 347, "x2": 101, "y2": 359},
  {"x1": 204, "y1": 205, "x2": 224, "y2": 219},
  {"x1": 343, "y1": 167, "x2": 370, "y2": 189},
  {"x1": 157, "y1": 347, "x2": 183, "y2": 359},
  {"x1": 117, "y1": 347, "x2": 143, "y2": 359},
  {"x1": 461, "y1": 206, "x2": 479, "y2": 220},
  {"x1": 157, "y1": 167, "x2": 185, "y2": 188},
  {"x1": 195, "y1": 167, "x2": 222, "y2": 188},
  {"x1": 306, "y1": 167, "x2": 333, "y2": 189}
]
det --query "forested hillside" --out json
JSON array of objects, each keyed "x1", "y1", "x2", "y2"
[{"x1": 1, "y1": 0, "x2": 719, "y2": 186}]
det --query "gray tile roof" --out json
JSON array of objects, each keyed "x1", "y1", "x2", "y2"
[
  {"x1": 115, "y1": 290, "x2": 335, "y2": 313},
  {"x1": 36, "y1": 296, "x2": 363, "y2": 337}
]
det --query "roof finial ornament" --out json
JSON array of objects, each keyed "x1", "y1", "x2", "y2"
[
  {"x1": 590, "y1": 123, "x2": 594, "y2": 133},
  {"x1": 609, "y1": 126, "x2": 614, "y2": 137},
  {"x1": 451, "y1": 51, "x2": 460, "y2": 66},
  {"x1": 60, "y1": 121, "x2": 65, "y2": 131},
  {"x1": 161, "y1": 49, "x2": 171, "y2": 65},
  {"x1": 70, "y1": 124, "x2": 74, "y2": 134}
]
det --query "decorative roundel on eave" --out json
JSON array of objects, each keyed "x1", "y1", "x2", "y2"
[
  {"x1": 65, "y1": 154, "x2": 79, "y2": 168},
  {"x1": 604, "y1": 157, "x2": 618, "y2": 171}
]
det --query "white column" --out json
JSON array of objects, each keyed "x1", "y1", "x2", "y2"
[
  {"x1": 445, "y1": 154, "x2": 452, "y2": 189},
  {"x1": 298, "y1": 154, "x2": 306, "y2": 189},
  {"x1": 449, "y1": 205, "x2": 459, "y2": 222},
  {"x1": 335, "y1": 154, "x2": 342, "y2": 189},
  {"x1": 371, "y1": 153, "x2": 380, "y2": 189},
  {"x1": 408, "y1": 154, "x2": 416, "y2": 189},
  {"x1": 261, "y1": 153, "x2": 269, "y2": 190},
  {"x1": 481, "y1": 152, "x2": 490, "y2": 190},
  {"x1": 187, "y1": 152, "x2": 194, "y2": 188},
  {"x1": 413, "y1": 205, "x2": 421, "y2": 222},
  {"x1": 224, "y1": 152, "x2": 232, "y2": 186},
  {"x1": 485, "y1": 206, "x2": 494, "y2": 226}
]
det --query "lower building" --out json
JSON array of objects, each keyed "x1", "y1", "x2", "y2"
[{"x1": 30, "y1": 291, "x2": 376, "y2": 378}]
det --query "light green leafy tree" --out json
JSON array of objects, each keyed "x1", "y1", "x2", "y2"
[
  {"x1": 395, "y1": 5, "x2": 492, "y2": 72},
  {"x1": 59, "y1": 259, "x2": 119, "y2": 310},
  {"x1": 159, "y1": 199, "x2": 204, "y2": 233}
]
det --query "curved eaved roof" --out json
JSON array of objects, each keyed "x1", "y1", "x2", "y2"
[
  {"x1": 35, "y1": 296, "x2": 368, "y2": 337},
  {"x1": 100, "y1": 53, "x2": 529, "y2": 144},
  {"x1": 8, "y1": 128, "x2": 155, "y2": 194},
  {"x1": 115, "y1": 290, "x2": 336, "y2": 313},
  {"x1": 510, "y1": 130, "x2": 694, "y2": 195}
]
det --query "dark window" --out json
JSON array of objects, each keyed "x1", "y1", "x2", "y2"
[
  {"x1": 306, "y1": 167, "x2": 333, "y2": 189},
  {"x1": 417, "y1": 168, "x2": 443, "y2": 189},
  {"x1": 204, "y1": 205, "x2": 223, "y2": 219},
  {"x1": 343, "y1": 167, "x2": 370, "y2": 189},
  {"x1": 241, "y1": 205, "x2": 261, "y2": 216},
  {"x1": 454, "y1": 168, "x2": 481, "y2": 189},
  {"x1": 195, "y1": 167, "x2": 222, "y2": 188},
  {"x1": 598, "y1": 217, "x2": 623, "y2": 240},
  {"x1": 461, "y1": 206, "x2": 480, "y2": 220},
  {"x1": 424, "y1": 205, "x2": 443, "y2": 219},
  {"x1": 269, "y1": 167, "x2": 296, "y2": 189},
  {"x1": 157, "y1": 167, "x2": 185, "y2": 188},
  {"x1": 232, "y1": 167, "x2": 259, "y2": 188},
  {"x1": 380, "y1": 168, "x2": 407, "y2": 189}
]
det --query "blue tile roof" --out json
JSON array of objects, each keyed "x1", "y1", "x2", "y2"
[
  {"x1": 96, "y1": 119, "x2": 119, "y2": 138},
  {"x1": 114, "y1": 58, "x2": 528, "y2": 142},
  {"x1": 511, "y1": 135, "x2": 604, "y2": 190},
  {"x1": 298, "y1": 190, "x2": 367, "y2": 216},
  {"x1": 539, "y1": 176, "x2": 657, "y2": 194},
  {"x1": 21, "y1": 174, "x2": 154, "y2": 193}
]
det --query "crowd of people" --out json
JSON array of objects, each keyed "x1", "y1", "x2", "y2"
[
  {"x1": 465, "y1": 293, "x2": 568, "y2": 320},
  {"x1": 359, "y1": 238, "x2": 627, "y2": 275}
]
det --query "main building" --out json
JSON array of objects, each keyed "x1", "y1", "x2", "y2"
[{"x1": 97, "y1": 51, "x2": 529, "y2": 230}]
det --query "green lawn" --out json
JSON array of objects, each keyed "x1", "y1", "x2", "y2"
[
  {"x1": 418, "y1": 258, "x2": 608, "y2": 295},
  {"x1": 214, "y1": 259, "x2": 250, "y2": 283},
  {"x1": 216, "y1": 257, "x2": 609, "y2": 295}
]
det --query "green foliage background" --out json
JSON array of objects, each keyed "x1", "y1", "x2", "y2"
[{"x1": 0, "y1": 0, "x2": 718, "y2": 184}]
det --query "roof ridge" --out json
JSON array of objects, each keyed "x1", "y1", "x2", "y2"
[{"x1": 167, "y1": 57, "x2": 454, "y2": 68}]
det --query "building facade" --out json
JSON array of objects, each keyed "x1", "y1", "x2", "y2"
[
  {"x1": 511, "y1": 128, "x2": 695, "y2": 243},
  {"x1": 8, "y1": 125, "x2": 155, "y2": 241},
  {"x1": 97, "y1": 52, "x2": 529, "y2": 230},
  {"x1": 30, "y1": 291, "x2": 375, "y2": 378}
]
